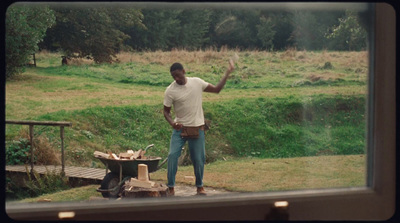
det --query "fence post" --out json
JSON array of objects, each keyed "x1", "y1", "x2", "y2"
[
  {"x1": 60, "y1": 126, "x2": 65, "y2": 176},
  {"x1": 29, "y1": 125, "x2": 34, "y2": 174}
]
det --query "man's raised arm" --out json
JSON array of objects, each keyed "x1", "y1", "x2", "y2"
[{"x1": 204, "y1": 59, "x2": 235, "y2": 93}]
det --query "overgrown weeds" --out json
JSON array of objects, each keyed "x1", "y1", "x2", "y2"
[
  {"x1": 24, "y1": 167, "x2": 70, "y2": 197},
  {"x1": 6, "y1": 167, "x2": 70, "y2": 200}
]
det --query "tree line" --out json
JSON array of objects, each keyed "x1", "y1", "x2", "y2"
[{"x1": 6, "y1": 3, "x2": 368, "y2": 78}]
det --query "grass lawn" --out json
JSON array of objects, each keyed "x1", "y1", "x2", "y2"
[
  {"x1": 6, "y1": 50, "x2": 368, "y2": 202},
  {"x1": 151, "y1": 154, "x2": 366, "y2": 192},
  {"x1": 12, "y1": 154, "x2": 365, "y2": 203}
]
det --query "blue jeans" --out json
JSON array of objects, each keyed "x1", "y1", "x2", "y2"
[{"x1": 167, "y1": 128, "x2": 205, "y2": 188}]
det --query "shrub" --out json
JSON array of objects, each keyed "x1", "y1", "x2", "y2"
[
  {"x1": 6, "y1": 138, "x2": 31, "y2": 165},
  {"x1": 6, "y1": 131, "x2": 62, "y2": 166}
]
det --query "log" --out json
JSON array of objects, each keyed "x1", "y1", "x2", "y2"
[
  {"x1": 137, "y1": 164, "x2": 149, "y2": 181},
  {"x1": 131, "y1": 149, "x2": 142, "y2": 160},
  {"x1": 94, "y1": 149, "x2": 148, "y2": 160},
  {"x1": 138, "y1": 150, "x2": 146, "y2": 159},
  {"x1": 127, "y1": 178, "x2": 155, "y2": 189},
  {"x1": 93, "y1": 151, "x2": 110, "y2": 159},
  {"x1": 119, "y1": 152, "x2": 133, "y2": 159}
]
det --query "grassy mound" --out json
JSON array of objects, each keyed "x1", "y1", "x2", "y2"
[
  {"x1": 204, "y1": 94, "x2": 366, "y2": 158},
  {"x1": 7, "y1": 94, "x2": 365, "y2": 167}
]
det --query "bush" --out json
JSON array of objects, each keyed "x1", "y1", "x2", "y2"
[{"x1": 6, "y1": 138, "x2": 31, "y2": 165}]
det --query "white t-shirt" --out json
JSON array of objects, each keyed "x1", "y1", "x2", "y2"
[{"x1": 164, "y1": 77, "x2": 209, "y2": 127}]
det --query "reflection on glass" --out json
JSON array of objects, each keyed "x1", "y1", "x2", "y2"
[{"x1": 5, "y1": 2, "x2": 370, "y2": 206}]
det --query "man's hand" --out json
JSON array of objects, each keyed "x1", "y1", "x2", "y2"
[
  {"x1": 164, "y1": 106, "x2": 183, "y2": 130},
  {"x1": 204, "y1": 59, "x2": 235, "y2": 93},
  {"x1": 172, "y1": 122, "x2": 183, "y2": 130},
  {"x1": 227, "y1": 59, "x2": 235, "y2": 74}
]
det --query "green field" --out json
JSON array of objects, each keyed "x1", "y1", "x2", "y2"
[{"x1": 5, "y1": 50, "x2": 368, "y2": 200}]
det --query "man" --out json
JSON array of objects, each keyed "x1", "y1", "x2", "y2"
[{"x1": 163, "y1": 59, "x2": 235, "y2": 196}]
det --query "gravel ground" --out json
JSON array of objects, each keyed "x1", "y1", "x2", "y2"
[
  {"x1": 89, "y1": 182, "x2": 237, "y2": 201},
  {"x1": 171, "y1": 184, "x2": 237, "y2": 197}
]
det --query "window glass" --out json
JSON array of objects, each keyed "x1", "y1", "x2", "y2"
[{"x1": 5, "y1": 1, "x2": 374, "y2": 214}]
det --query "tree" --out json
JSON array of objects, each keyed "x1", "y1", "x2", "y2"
[
  {"x1": 6, "y1": 4, "x2": 55, "y2": 79},
  {"x1": 211, "y1": 10, "x2": 260, "y2": 49},
  {"x1": 325, "y1": 10, "x2": 367, "y2": 51},
  {"x1": 267, "y1": 12, "x2": 294, "y2": 50},
  {"x1": 256, "y1": 16, "x2": 276, "y2": 50},
  {"x1": 289, "y1": 11, "x2": 321, "y2": 50},
  {"x1": 175, "y1": 9, "x2": 212, "y2": 50},
  {"x1": 124, "y1": 9, "x2": 181, "y2": 51},
  {"x1": 41, "y1": 6, "x2": 144, "y2": 63}
]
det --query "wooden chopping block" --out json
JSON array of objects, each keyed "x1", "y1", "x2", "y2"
[
  {"x1": 124, "y1": 187, "x2": 168, "y2": 198},
  {"x1": 124, "y1": 184, "x2": 168, "y2": 198}
]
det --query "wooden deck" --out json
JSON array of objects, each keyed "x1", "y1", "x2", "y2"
[{"x1": 6, "y1": 165, "x2": 106, "y2": 182}]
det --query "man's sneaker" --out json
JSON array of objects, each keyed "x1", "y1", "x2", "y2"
[
  {"x1": 167, "y1": 187, "x2": 175, "y2": 196},
  {"x1": 196, "y1": 187, "x2": 207, "y2": 196}
]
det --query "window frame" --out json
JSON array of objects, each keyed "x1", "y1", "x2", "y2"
[{"x1": 5, "y1": 2, "x2": 396, "y2": 221}]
